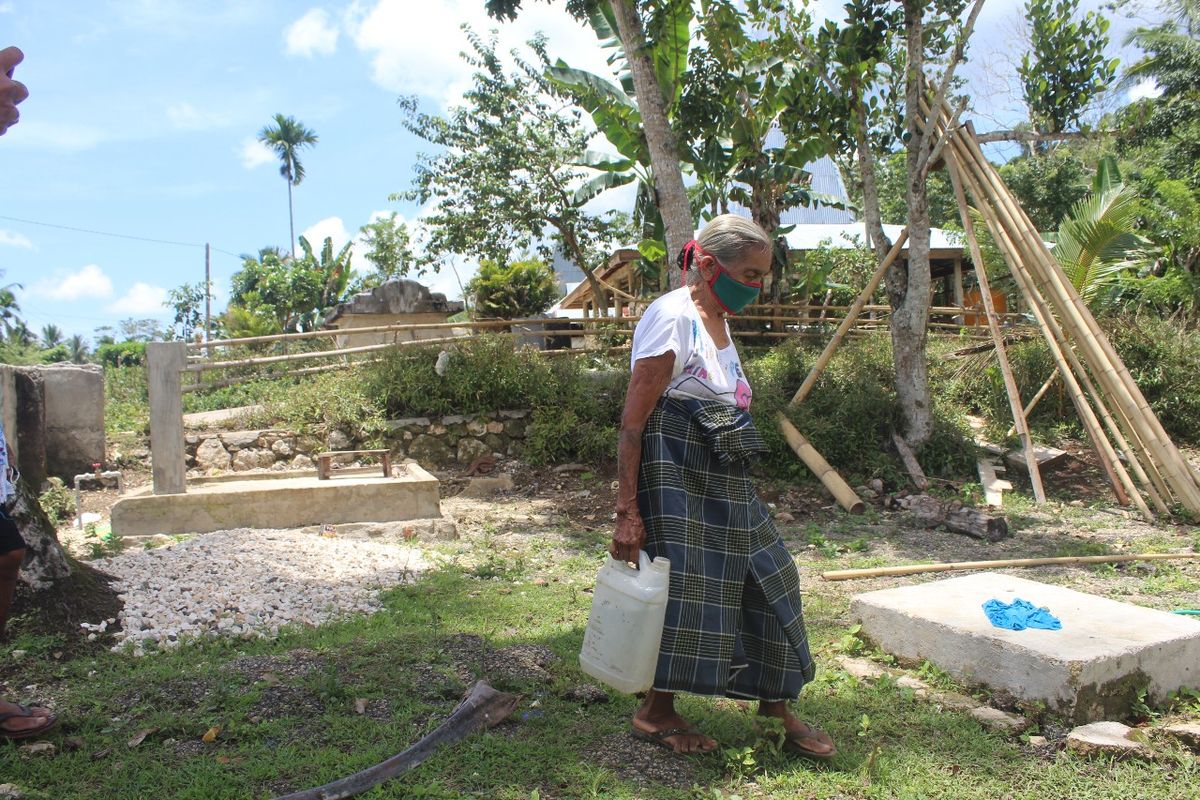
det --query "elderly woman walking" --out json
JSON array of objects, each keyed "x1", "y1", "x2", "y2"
[{"x1": 610, "y1": 215, "x2": 835, "y2": 760}]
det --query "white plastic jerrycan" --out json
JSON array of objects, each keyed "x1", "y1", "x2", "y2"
[{"x1": 579, "y1": 550, "x2": 671, "y2": 694}]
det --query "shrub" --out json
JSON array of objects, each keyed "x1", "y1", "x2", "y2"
[
  {"x1": 747, "y1": 333, "x2": 977, "y2": 485},
  {"x1": 38, "y1": 478, "x2": 75, "y2": 526},
  {"x1": 105, "y1": 365, "x2": 149, "y2": 434},
  {"x1": 95, "y1": 341, "x2": 146, "y2": 368},
  {"x1": 267, "y1": 369, "x2": 386, "y2": 444}
]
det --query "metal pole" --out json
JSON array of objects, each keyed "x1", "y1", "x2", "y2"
[{"x1": 204, "y1": 242, "x2": 212, "y2": 356}]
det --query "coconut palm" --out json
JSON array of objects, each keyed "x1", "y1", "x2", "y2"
[
  {"x1": 67, "y1": 334, "x2": 89, "y2": 364},
  {"x1": 0, "y1": 282, "x2": 21, "y2": 336},
  {"x1": 257, "y1": 114, "x2": 318, "y2": 258},
  {"x1": 40, "y1": 323, "x2": 64, "y2": 348},
  {"x1": 1053, "y1": 157, "x2": 1148, "y2": 308}
]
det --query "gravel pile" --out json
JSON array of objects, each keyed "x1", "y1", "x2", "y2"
[{"x1": 92, "y1": 529, "x2": 430, "y2": 654}]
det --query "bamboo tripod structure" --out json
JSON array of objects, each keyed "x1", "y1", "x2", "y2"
[{"x1": 926, "y1": 100, "x2": 1200, "y2": 519}]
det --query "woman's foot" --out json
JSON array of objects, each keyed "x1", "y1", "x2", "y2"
[
  {"x1": 0, "y1": 700, "x2": 57, "y2": 739},
  {"x1": 631, "y1": 690, "x2": 718, "y2": 755},
  {"x1": 757, "y1": 701, "x2": 835, "y2": 761}
]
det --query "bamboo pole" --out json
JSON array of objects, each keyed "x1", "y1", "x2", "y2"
[
  {"x1": 788, "y1": 229, "x2": 909, "y2": 407},
  {"x1": 1006, "y1": 372, "x2": 1058, "y2": 437},
  {"x1": 777, "y1": 414, "x2": 865, "y2": 514},
  {"x1": 950, "y1": 148, "x2": 1148, "y2": 516},
  {"x1": 821, "y1": 552, "x2": 1200, "y2": 582},
  {"x1": 938, "y1": 114, "x2": 1174, "y2": 512},
  {"x1": 945, "y1": 154, "x2": 1045, "y2": 503},
  {"x1": 953, "y1": 120, "x2": 1200, "y2": 512}
]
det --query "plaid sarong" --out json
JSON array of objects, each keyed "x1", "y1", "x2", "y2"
[{"x1": 638, "y1": 397, "x2": 817, "y2": 701}]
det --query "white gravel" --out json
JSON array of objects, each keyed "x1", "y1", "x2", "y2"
[{"x1": 90, "y1": 529, "x2": 430, "y2": 655}]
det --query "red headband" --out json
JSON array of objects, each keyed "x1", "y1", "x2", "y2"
[{"x1": 681, "y1": 239, "x2": 701, "y2": 271}]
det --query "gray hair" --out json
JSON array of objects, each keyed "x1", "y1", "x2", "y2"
[{"x1": 683, "y1": 215, "x2": 771, "y2": 285}]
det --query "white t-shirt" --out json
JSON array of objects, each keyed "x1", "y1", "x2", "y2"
[{"x1": 630, "y1": 287, "x2": 753, "y2": 410}]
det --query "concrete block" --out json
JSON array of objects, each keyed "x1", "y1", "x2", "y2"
[
  {"x1": 1162, "y1": 722, "x2": 1200, "y2": 752},
  {"x1": 1066, "y1": 721, "x2": 1153, "y2": 759},
  {"x1": 111, "y1": 464, "x2": 441, "y2": 538},
  {"x1": 39, "y1": 364, "x2": 105, "y2": 478},
  {"x1": 851, "y1": 572, "x2": 1200, "y2": 723}
]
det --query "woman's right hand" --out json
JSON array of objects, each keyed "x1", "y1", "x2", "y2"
[{"x1": 610, "y1": 509, "x2": 646, "y2": 564}]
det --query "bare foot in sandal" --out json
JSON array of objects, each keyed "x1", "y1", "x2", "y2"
[
  {"x1": 0, "y1": 699, "x2": 57, "y2": 740},
  {"x1": 758, "y1": 700, "x2": 836, "y2": 761},
  {"x1": 631, "y1": 689, "x2": 717, "y2": 754}
]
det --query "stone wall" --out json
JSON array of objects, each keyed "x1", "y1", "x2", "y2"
[{"x1": 183, "y1": 410, "x2": 530, "y2": 474}]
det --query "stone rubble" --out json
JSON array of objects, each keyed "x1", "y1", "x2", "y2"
[{"x1": 91, "y1": 528, "x2": 430, "y2": 655}]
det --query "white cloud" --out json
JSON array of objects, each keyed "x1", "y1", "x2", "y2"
[
  {"x1": 301, "y1": 215, "x2": 353, "y2": 252},
  {"x1": 0, "y1": 3, "x2": 14, "y2": 13},
  {"x1": 0, "y1": 230, "x2": 33, "y2": 250},
  {"x1": 239, "y1": 136, "x2": 275, "y2": 169},
  {"x1": 1128, "y1": 78, "x2": 1163, "y2": 102},
  {"x1": 28, "y1": 264, "x2": 114, "y2": 301},
  {"x1": 284, "y1": 8, "x2": 339, "y2": 57},
  {"x1": 344, "y1": 0, "x2": 613, "y2": 107},
  {"x1": 166, "y1": 102, "x2": 229, "y2": 131},
  {"x1": 106, "y1": 283, "x2": 169, "y2": 315}
]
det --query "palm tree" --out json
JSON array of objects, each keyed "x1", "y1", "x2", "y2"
[
  {"x1": 0, "y1": 281, "x2": 22, "y2": 336},
  {"x1": 1053, "y1": 157, "x2": 1148, "y2": 308},
  {"x1": 40, "y1": 324, "x2": 64, "y2": 348},
  {"x1": 67, "y1": 334, "x2": 89, "y2": 364},
  {"x1": 257, "y1": 114, "x2": 318, "y2": 258}
]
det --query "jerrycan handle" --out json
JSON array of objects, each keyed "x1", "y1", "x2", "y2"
[{"x1": 610, "y1": 549, "x2": 652, "y2": 576}]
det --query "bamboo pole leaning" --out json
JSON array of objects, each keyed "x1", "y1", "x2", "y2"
[
  {"x1": 944, "y1": 155, "x2": 1045, "y2": 503},
  {"x1": 777, "y1": 414, "x2": 865, "y2": 514},
  {"x1": 945, "y1": 131, "x2": 1151, "y2": 517},
  {"x1": 789, "y1": 229, "x2": 909, "y2": 407},
  {"x1": 951, "y1": 117, "x2": 1200, "y2": 513}
]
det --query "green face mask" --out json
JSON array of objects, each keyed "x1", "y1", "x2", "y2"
[{"x1": 708, "y1": 261, "x2": 762, "y2": 314}]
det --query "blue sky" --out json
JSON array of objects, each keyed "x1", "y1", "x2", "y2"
[{"x1": 0, "y1": 0, "x2": 1157, "y2": 342}]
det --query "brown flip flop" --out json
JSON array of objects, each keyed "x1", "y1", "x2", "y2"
[
  {"x1": 781, "y1": 721, "x2": 837, "y2": 762},
  {"x1": 0, "y1": 704, "x2": 58, "y2": 741},
  {"x1": 630, "y1": 724, "x2": 716, "y2": 754}
]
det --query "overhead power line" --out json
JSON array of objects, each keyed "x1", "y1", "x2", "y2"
[{"x1": 0, "y1": 213, "x2": 242, "y2": 258}]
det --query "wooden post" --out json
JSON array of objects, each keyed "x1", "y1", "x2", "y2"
[
  {"x1": 952, "y1": 255, "x2": 964, "y2": 325},
  {"x1": 147, "y1": 341, "x2": 188, "y2": 495},
  {"x1": 945, "y1": 155, "x2": 1046, "y2": 503},
  {"x1": 204, "y1": 242, "x2": 212, "y2": 357}
]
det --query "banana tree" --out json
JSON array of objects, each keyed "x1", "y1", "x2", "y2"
[{"x1": 1053, "y1": 156, "x2": 1149, "y2": 308}]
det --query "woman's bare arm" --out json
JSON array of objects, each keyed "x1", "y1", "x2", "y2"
[{"x1": 611, "y1": 352, "x2": 674, "y2": 563}]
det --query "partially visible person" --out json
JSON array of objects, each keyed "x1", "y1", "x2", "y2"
[
  {"x1": 0, "y1": 46, "x2": 28, "y2": 135},
  {"x1": 0, "y1": 42, "x2": 56, "y2": 741}
]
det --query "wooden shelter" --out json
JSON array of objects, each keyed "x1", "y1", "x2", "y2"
[{"x1": 557, "y1": 224, "x2": 975, "y2": 320}]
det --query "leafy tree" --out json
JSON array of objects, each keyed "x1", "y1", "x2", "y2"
[
  {"x1": 357, "y1": 213, "x2": 416, "y2": 287},
  {"x1": 1018, "y1": 0, "x2": 1118, "y2": 135},
  {"x1": 487, "y1": 0, "x2": 695, "y2": 284},
  {"x1": 400, "y1": 29, "x2": 628, "y2": 314},
  {"x1": 466, "y1": 258, "x2": 560, "y2": 318},
  {"x1": 39, "y1": 323, "x2": 63, "y2": 348},
  {"x1": 228, "y1": 237, "x2": 352, "y2": 332},
  {"x1": 94, "y1": 340, "x2": 146, "y2": 368},
  {"x1": 997, "y1": 149, "x2": 1090, "y2": 231},
  {"x1": 7, "y1": 321, "x2": 34, "y2": 347},
  {"x1": 0, "y1": 276, "x2": 23, "y2": 336},
  {"x1": 258, "y1": 114, "x2": 318, "y2": 257},
  {"x1": 872, "y1": 151, "x2": 958, "y2": 228},
  {"x1": 1118, "y1": 0, "x2": 1200, "y2": 186},
  {"x1": 219, "y1": 304, "x2": 282, "y2": 340},
  {"x1": 114, "y1": 318, "x2": 165, "y2": 343},
  {"x1": 166, "y1": 282, "x2": 205, "y2": 341}
]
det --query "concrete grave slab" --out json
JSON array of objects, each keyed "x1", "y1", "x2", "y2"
[
  {"x1": 111, "y1": 463, "x2": 441, "y2": 539},
  {"x1": 851, "y1": 572, "x2": 1200, "y2": 722}
]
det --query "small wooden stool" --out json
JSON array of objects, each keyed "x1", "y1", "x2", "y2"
[{"x1": 316, "y1": 449, "x2": 392, "y2": 480}]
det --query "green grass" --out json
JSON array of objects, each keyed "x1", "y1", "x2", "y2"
[{"x1": 4, "y1": 514, "x2": 1198, "y2": 798}]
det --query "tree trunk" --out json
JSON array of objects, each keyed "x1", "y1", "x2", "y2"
[
  {"x1": 557, "y1": 224, "x2": 610, "y2": 316},
  {"x1": 608, "y1": 0, "x2": 691, "y2": 290},
  {"x1": 888, "y1": 3, "x2": 935, "y2": 448},
  {"x1": 287, "y1": 178, "x2": 296, "y2": 259},
  {"x1": 9, "y1": 480, "x2": 71, "y2": 590}
]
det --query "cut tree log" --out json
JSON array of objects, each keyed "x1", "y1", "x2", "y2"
[
  {"x1": 273, "y1": 680, "x2": 521, "y2": 800},
  {"x1": 9, "y1": 479, "x2": 72, "y2": 589},
  {"x1": 887, "y1": 493, "x2": 1009, "y2": 542}
]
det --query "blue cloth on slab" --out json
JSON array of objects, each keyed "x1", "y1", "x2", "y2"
[{"x1": 982, "y1": 598, "x2": 1062, "y2": 631}]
